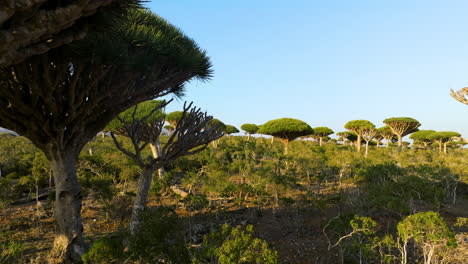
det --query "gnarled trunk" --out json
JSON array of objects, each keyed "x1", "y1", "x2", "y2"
[
  {"x1": 49, "y1": 151, "x2": 85, "y2": 263},
  {"x1": 129, "y1": 166, "x2": 155, "y2": 235}
]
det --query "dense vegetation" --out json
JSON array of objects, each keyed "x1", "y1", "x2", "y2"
[{"x1": 0, "y1": 133, "x2": 466, "y2": 263}]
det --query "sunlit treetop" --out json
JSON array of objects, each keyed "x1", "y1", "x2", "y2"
[
  {"x1": 383, "y1": 117, "x2": 420, "y2": 137},
  {"x1": 241, "y1": 124, "x2": 260, "y2": 134},
  {"x1": 208, "y1": 118, "x2": 226, "y2": 131},
  {"x1": 225, "y1": 125, "x2": 240, "y2": 135},
  {"x1": 409, "y1": 130, "x2": 436, "y2": 141},
  {"x1": 312, "y1": 127, "x2": 334, "y2": 137},
  {"x1": 106, "y1": 100, "x2": 166, "y2": 133},
  {"x1": 165, "y1": 111, "x2": 184, "y2": 127},
  {"x1": 428, "y1": 131, "x2": 461, "y2": 142},
  {"x1": 344, "y1": 120, "x2": 375, "y2": 133},
  {"x1": 258, "y1": 118, "x2": 313, "y2": 142}
]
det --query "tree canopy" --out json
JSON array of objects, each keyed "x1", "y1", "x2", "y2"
[
  {"x1": 344, "y1": 120, "x2": 375, "y2": 152},
  {"x1": 0, "y1": 0, "x2": 141, "y2": 67},
  {"x1": 383, "y1": 117, "x2": 420, "y2": 152},
  {"x1": 258, "y1": 118, "x2": 313, "y2": 143},
  {"x1": 410, "y1": 130, "x2": 436, "y2": 147},
  {"x1": 313, "y1": 127, "x2": 334, "y2": 137},
  {"x1": 241, "y1": 124, "x2": 260, "y2": 134},
  {"x1": 225, "y1": 125, "x2": 240, "y2": 135},
  {"x1": 165, "y1": 111, "x2": 184, "y2": 127}
]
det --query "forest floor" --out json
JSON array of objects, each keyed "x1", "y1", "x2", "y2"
[{"x1": 1, "y1": 185, "x2": 467, "y2": 263}]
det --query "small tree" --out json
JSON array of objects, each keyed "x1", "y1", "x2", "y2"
[
  {"x1": 241, "y1": 124, "x2": 259, "y2": 141},
  {"x1": 360, "y1": 123, "x2": 377, "y2": 158},
  {"x1": 336, "y1": 131, "x2": 355, "y2": 146},
  {"x1": 373, "y1": 131, "x2": 384, "y2": 148},
  {"x1": 224, "y1": 125, "x2": 240, "y2": 136},
  {"x1": 397, "y1": 211, "x2": 457, "y2": 264},
  {"x1": 312, "y1": 127, "x2": 334, "y2": 146},
  {"x1": 377, "y1": 126, "x2": 396, "y2": 148},
  {"x1": 108, "y1": 101, "x2": 224, "y2": 234},
  {"x1": 410, "y1": 130, "x2": 435, "y2": 149},
  {"x1": 383, "y1": 117, "x2": 421, "y2": 152},
  {"x1": 450, "y1": 87, "x2": 468, "y2": 105},
  {"x1": 258, "y1": 118, "x2": 313, "y2": 154},
  {"x1": 428, "y1": 131, "x2": 461, "y2": 154},
  {"x1": 344, "y1": 120, "x2": 374, "y2": 152}
]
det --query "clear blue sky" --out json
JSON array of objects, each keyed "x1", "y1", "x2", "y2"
[{"x1": 147, "y1": 0, "x2": 468, "y2": 138}]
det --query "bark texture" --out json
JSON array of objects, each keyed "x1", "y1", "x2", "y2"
[
  {"x1": 0, "y1": 0, "x2": 126, "y2": 67},
  {"x1": 129, "y1": 166, "x2": 154, "y2": 235},
  {"x1": 49, "y1": 151, "x2": 84, "y2": 263}
]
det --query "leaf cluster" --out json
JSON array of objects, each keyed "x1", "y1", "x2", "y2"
[{"x1": 258, "y1": 118, "x2": 313, "y2": 141}]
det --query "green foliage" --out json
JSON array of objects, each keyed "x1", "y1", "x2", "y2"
[
  {"x1": 194, "y1": 224, "x2": 279, "y2": 264},
  {"x1": 241, "y1": 123, "x2": 260, "y2": 134},
  {"x1": 165, "y1": 111, "x2": 184, "y2": 126},
  {"x1": 106, "y1": 100, "x2": 166, "y2": 133},
  {"x1": 312, "y1": 127, "x2": 334, "y2": 137},
  {"x1": 0, "y1": 240, "x2": 24, "y2": 264},
  {"x1": 82, "y1": 235, "x2": 125, "y2": 264},
  {"x1": 258, "y1": 118, "x2": 313, "y2": 141},
  {"x1": 383, "y1": 117, "x2": 421, "y2": 137},
  {"x1": 357, "y1": 163, "x2": 446, "y2": 214},
  {"x1": 208, "y1": 118, "x2": 227, "y2": 131},
  {"x1": 130, "y1": 208, "x2": 190, "y2": 262},
  {"x1": 398, "y1": 211, "x2": 457, "y2": 247},
  {"x1": 75, "y1": 8, "x2": 212, "y2": 80},
  {"x1": 182, "y1": 195, "x2": 209, "y2": 211},
  {"x1": 344, "y1": 120, "x2": 375, "y2": 134},
  {"x1": 224, "y1": 125, "x2": 240, "y2": 135},
  {"x1": 428, "y1": 131, "x2": 461, "y2": 142}
]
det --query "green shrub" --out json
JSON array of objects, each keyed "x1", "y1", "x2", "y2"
[
  {"x1": 82, "y1": 235, "x2": 124, "y2": 264},
  {"x1": 194, "y1": 224, "x2": 278, "y2": 264}
]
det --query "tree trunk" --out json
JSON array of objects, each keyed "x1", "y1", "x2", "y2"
[
  {"x1": 49, "y1": 152, "x2": 85, "y2": 263},
  {"x1": 282, "y1": 139, "x2": 289, "y2": 154},
  {"x1": 319, "y1": 137, "x2": 323, "y2": 146},
  {"x1": 129, "y1": 166, "x2": 155, "y2": 235},
  {"x1": 364, "y1": 141, "x2": 369, "y2": 158},
  {"x1": 271, "y1": 136, "x2": 274, "y2": 144},
  {"x1": 247, "y1": 133, "x2": 251, "y2": 141},
  {"x1": 443, "y1": 142, "x2": 447, "y2": 154},
  {"x1": 150, "y1": 138, "x2": 164, "y2": 179},
  {"x1": 438, "y1": 141, "x2": 442, "y2": 153},
  {"x1": 356, "y1": 135, "x2": 362, "y2": 152},
  {"x1": 397, "y1": 134, "x2": 403, "y2": 153}
]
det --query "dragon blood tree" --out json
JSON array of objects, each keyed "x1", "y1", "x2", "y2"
[
  {"x1": 0, "y1": 9, "x2": 212, "y2": 262},
  {"x1": 225, "y1": 125, "x2": 240, "y2": 136},
  {"x1": 378, "y1": 126, "x2": 396, "y2": 148},
  {"x1": 383, "y1": 117, "x2": 421, "y2": 152},
  {"x1": 241, "y1": 123, "x2": 259, "y2": 141},
  {"x1": 258, "y1": 118, "x2": 313, "y2": 154},
  {"x1": 108, "y1": 101, "x2": 224, "y2": 235},
  {"x1": 409, "y1": 130, "x2": 435, "y2": 149},
  {"x1": 344, "y1": 120, "x2": 374, "y2": 152},
  {"x1": 428, "y1": 131, "x2": 461, "y2": 154},
  {"x1": 312, "y1": 127, "x2": 334, "y2": 146}
]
